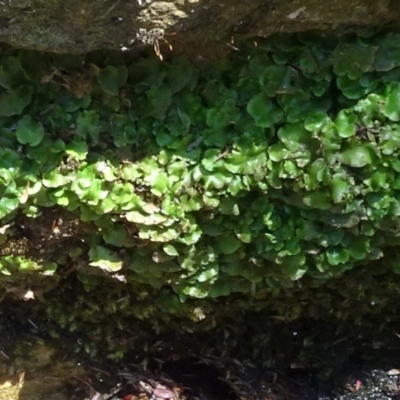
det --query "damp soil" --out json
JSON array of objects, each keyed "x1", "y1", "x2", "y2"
[{"x1": 2, "y1": 296, "x2": 400, "y2": 400}]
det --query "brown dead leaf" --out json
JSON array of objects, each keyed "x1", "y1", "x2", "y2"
[
  {"x1": 17, "y1": 371, "x2": 25, "y2": 386},
  {"x1": 42, "y1": 68, "x2": 93, "y2": 98}
]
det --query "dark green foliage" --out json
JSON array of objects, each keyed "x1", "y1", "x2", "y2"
[{"x1": 1, "y1": 31, "x2": 400, "y2": 307}]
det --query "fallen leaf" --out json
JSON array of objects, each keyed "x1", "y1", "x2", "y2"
[
  {"x1": 17, "y1": 370, "x2": 25, "y2": 386},
  {"x1": 388, "y1": 369, "x2": 400, "y2": 375},
  {"x1": 153, "y1": 388, "x2": 174, "y2": 399}
]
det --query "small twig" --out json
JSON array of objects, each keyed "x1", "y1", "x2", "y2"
[
  {"x1": 27, "y1": 319, "x2": 39, "y2": 330},
  {"x1": 104, "y1": 0, "x2": 121, "y2": 16},
  {"x1": 70, "y1": 375, "x2": 97, "y2": 391},
  {"x1": 213, "y1": 147, "x2": 230, "y2": 163},
  {"x1": 90, "y1": 366, "x2": 113, "y2": 377},
  {"x1": 226, "y1": 43, "x2": 239, "y2": 51},
  {"x1": 186, "y1": 137, "x2": 203, "y2": 151}
]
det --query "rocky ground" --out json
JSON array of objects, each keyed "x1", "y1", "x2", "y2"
[
  {"x1": 48, "y1": 354, "x2": 400, "y2": 400},
  {"x1": 2, "y1": 300, "x2": 400, "y2": 400},
  {"x1": 1, "y1": 267, "x2": 400, "y2": 400}
]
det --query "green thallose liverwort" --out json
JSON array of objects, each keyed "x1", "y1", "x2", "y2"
[{"x1": 0, "y1": 31, "x2": 400, "y2": 303}]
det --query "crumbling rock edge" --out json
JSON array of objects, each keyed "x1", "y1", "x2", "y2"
[{"x1": 0, "y1": 0, "x2": 399, "y2": 57}]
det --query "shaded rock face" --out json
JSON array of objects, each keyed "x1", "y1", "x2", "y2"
[{"x1": 0, "y1": 0, "x2": 399, "y2": 55}]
